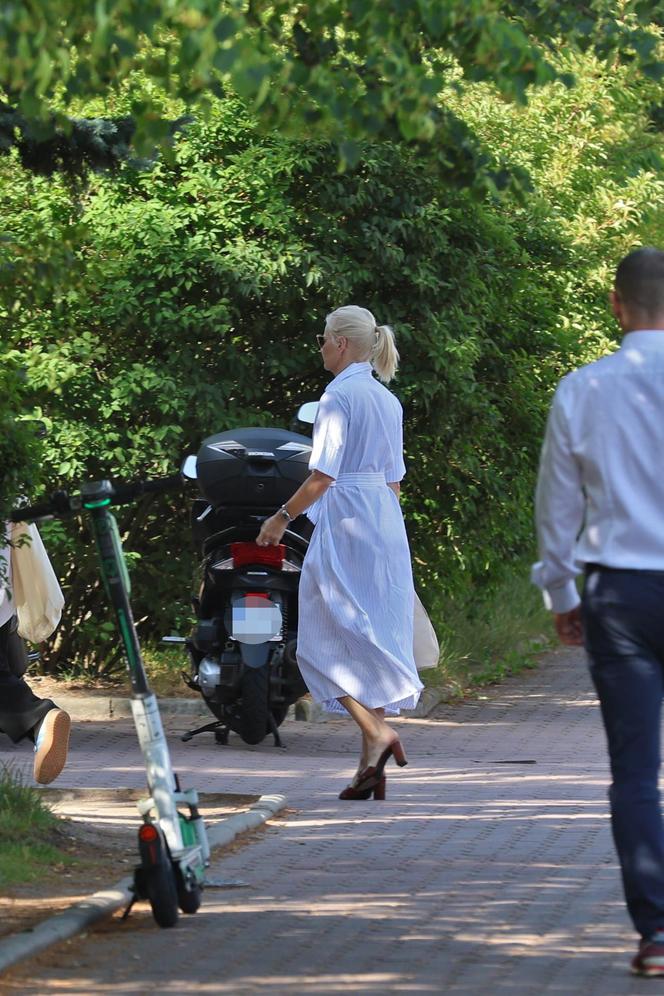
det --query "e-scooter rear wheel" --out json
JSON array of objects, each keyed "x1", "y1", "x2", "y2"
[
  {"x1": 138, "y1": 823, "x2": 179, "y2": 928},
  {"x1": 145, "y1": 861, "x2": 179, "y2": 928}
]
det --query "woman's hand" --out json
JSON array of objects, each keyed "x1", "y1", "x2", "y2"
[
  {"x1": 256, "y1": 513, "x2": 288, "y2": 547},
  {"x1": 255, "y1": 471, "x2": 333, "y2": 548}
]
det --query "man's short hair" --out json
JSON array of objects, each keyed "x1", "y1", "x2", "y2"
[{"x1": 615, "y1": 247, "x2": 664, "y2": 316}]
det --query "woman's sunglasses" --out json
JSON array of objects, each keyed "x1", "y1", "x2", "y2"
[{"x1": 316, "y1": 334, "x2": 326, "y2": 348}]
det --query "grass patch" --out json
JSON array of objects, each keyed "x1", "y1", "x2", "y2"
[
  {"x1": 423, "y1": 561, "x2": 554, "y2": 697},
  {"x1": 0, "y1": 765, "x2": 73, "y2": 887},
  {"x1": 141, "y1": 645, "x2": 192, "y2": 696},
  {"x1": 52, "y1": 644, "x2": 192, "y2": 698}
]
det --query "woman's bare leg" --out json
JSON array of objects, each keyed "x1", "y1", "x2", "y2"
[
  {"x1": 339, "y1": 696, "x2": 396, "y2": 770},
  {"x1": 359, "y1": 708, "x2": 385, "y2": 769}
]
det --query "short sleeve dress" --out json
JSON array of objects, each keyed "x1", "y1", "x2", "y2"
[{"x1": 296, "y1": 362, "x2": 423, "y2": 715}]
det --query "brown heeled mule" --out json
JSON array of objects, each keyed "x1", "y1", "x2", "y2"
[
  {"x1": 339, "y1": 775, "x2": 386, "y2": 800},
  {"x1": 354, "y1": 739, "x2": 407, "y2": 793}
]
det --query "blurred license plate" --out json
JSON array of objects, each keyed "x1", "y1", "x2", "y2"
[{"x1": 231, "y1": 600, "x2": 282, "y2": 644}]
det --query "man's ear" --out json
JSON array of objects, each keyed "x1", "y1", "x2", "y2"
[{"x1": 609, "y1": 289, "x2": 622, "y2": 321}]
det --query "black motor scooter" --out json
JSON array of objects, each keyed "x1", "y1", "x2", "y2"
[{"x1": 179, "y1": 404, "x2": 318, "y2": 748}]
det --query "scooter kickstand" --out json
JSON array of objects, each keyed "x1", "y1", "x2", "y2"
[
  {"x1": 120, "y1": 889, "x2": 138, "y2": 921},
  {"x1": 268, "y1": 712, "x2": 286, "y2": 749},
  {"x1": 181, "y1": 719, "x2": 227, "y2": 742}
]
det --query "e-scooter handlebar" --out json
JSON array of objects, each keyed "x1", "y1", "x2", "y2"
[
  {"x1": 9, "y1": 490, "x2": 73, "y2": 523},
  {"x1": 106, "y1": 474, "x2": 183, "y2": 505},
  {"x1": 10, "y1": 474, "x2": 183, "y2": 523}
]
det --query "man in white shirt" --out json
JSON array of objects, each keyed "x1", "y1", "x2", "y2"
[
  {"x1": 533, "y1": 246, "x2": 664, "y2": 977},
  {"x1": 0, "y1": 527, "x2": 71, "y2": 784}
]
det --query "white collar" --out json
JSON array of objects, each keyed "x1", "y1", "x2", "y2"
[{"x1": 330, "y1": 361, "x2": 373, "y2": 385}]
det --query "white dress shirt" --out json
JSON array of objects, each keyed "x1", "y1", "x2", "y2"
[{"x1": 533, "y1": 330, "x2": 664, "y2": 612}]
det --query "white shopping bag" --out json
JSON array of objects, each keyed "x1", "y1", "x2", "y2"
[
  {"x1": 413, "y1": 591, "x2": 439, "y2": 670},
  {"x1": 11, "y1": 522, "x2": 65, "y2": 643}
]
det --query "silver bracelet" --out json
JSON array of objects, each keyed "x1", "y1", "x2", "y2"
[{"x1": 278, "y1": 505, "x2": 292, "y2": 523}]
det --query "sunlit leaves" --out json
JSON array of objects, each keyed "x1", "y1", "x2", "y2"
[{"x1": 0, "y1": 1, "x2": 661, "y2": 191}]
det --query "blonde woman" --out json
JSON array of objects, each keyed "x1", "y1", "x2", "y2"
[{"x1": 257, "y1": 305, "x2": 422, "y2": 800}]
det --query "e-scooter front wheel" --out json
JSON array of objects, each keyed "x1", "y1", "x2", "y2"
[{"x1": 176, "y1": 868, "x2": 202, "y2": 914}]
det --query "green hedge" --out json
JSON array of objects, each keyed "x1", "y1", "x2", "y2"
[{"x1": 1, "y1": 51, "x2": 663, "y2": 675}]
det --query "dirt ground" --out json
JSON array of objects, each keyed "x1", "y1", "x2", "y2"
[{"x1": 25, "y1": 672, "x2": 199, "y2": 701}]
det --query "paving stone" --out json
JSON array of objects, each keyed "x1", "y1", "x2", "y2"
[{"x1": 0, "y1": 646, "x2": 659, "y2": 994}]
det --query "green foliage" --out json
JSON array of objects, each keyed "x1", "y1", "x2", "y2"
[
  {"x1": 0, "y1": 108, "x2": 190, "y2": 177},
  {"x1": 0, "y1": 360, "x2": 41, "y2": 518},
  {"x1": 423, "y1": 558, "x2": 552, "y2": 695},
  {"x1": 0, "y1": 2, "x2": 662, "y2": 189},
  {"x1": 1, "y1": 47, "x2": 663, "y2": 676}
]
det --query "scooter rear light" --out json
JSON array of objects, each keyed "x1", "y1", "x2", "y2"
[
  {"x1": 231, "y1": 542, "x2": 285, "y2": 569},
  {"x1": 139, "y1": 823, "x2": 159, "y2": 843}
]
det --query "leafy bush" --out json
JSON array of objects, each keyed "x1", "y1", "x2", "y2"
[{"x1": 1, "y1": 50, "x2": 663, "y2": 676}]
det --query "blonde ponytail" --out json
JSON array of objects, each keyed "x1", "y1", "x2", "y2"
[
  {"x1": 325, "y1": 305, "x2": 401, "y2": 383},
  {"x1": 371, "y1": 324, "x2": 399, "y2": 383}
]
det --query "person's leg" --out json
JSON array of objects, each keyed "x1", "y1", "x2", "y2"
[
  {"x1": 590, "y1": 652, "x2": 664, "y2": 937},
  {"x1": 354, "y1": 708, "x2": 386, "y2": 781},
  {"x1": 0, "y1": 615, "x2": 70, "y2": 783},
  {"x1": 584, "y1": 569, "x2": 664, "y2": 940},
  {"x1": 0, "y1": 617, "x2": 54, "y2": 743},
  {"x1": 338, "y1": 696, "x2": 402, "y2": 770}
]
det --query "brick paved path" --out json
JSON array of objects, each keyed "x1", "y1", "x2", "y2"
[{"x1": 0, "y1": 648, "x2": 657, "y2": 994}]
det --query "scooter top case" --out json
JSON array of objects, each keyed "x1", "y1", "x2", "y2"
[{"x1": 196, "y1": 427, "x2": 312, "y2": 510}]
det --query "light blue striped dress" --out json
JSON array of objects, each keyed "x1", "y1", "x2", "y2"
[{"x1": 296, "y1": 362, "x2": 423, "y2": 715}]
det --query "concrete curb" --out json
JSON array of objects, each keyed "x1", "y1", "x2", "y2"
[
  {"x1": 46, "y1": 688, "x2": 449, "y2": 724},
  {"x1": 33, "y1": 694, "x2": 211, "y2": 723},
  {"x1": 0, "y1": 793, "x2": 287, "y2": 977},
  {"x1": 206, "y1": 792, "x2": 287, "y2": 849}
]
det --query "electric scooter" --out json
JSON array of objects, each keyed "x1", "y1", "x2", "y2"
[{"x1": 11, "y1": 475, "x2": 209, "y2": 929}]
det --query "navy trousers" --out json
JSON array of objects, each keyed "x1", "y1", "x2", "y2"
[
  {"x1": 583, "y1": 567, "x2": 664, "y2": 939},
  {"x1": 0, "y1": 615, "x2": 53, "y2": 743}
]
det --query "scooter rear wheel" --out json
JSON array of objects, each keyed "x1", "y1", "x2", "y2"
[
  {"x1": 239, "y1": 664, "x2": 270, "y2": 745},
  {"x1": 145, "y1": 861, "x2": 179, "y2": 928}
]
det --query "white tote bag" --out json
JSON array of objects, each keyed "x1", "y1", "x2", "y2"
[
  {"x1": 11, "y1": 522, "x2": 65, "y2": 643},
  {"x1": 413, "y1": 591, "x2": 439, "y2": 670}
]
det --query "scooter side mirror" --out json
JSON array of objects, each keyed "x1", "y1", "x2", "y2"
[
  {"x1": 296, "y1": 402, "x2": 318, "y2": 425},
  {"x1": 181, "y1": 455, "x2": 198, "y2": 480}
]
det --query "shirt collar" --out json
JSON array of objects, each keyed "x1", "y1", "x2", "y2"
[
  {"x1": 620, "y1": 330, "x2": 664, "y2": 350},
  {"x1": 331, "y1": 361, "x2": 373, "y2": 385}
]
